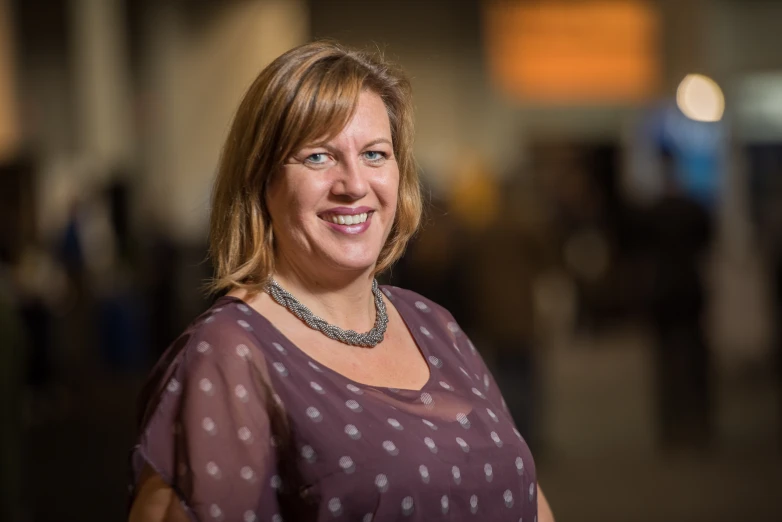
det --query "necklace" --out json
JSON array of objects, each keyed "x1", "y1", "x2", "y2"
[{"x1": 265, "y1": 278, "x2": 388, "y2": 347}]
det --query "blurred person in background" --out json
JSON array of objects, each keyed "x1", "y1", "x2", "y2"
[
  {"x1": 466, "y1": 174, "x2": 551, "y2": 452},
  {"x1": 0, "y1": 246, "x2": 26, "y2": 522},
  {"x1": 129, "y1": 41, "x2": 554, "y2": 522},
  {"x1": 646, "y1": 149, "x2": 715, "y2": 453}
]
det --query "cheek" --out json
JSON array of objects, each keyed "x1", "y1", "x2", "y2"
[{"x1": 377, "y1": 169, "x2": 400, "y2": 209}]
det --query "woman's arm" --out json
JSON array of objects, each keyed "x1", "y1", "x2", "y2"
[
  {"x1": 538, "y1": 484, "x2": 556, "y2": 522},
  {"x1": 129, "y1": 465, "x2": 189, "y2": 522}
]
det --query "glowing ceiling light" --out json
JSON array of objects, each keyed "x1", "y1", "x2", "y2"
[{"x1": 676, "y1": 74, "x2": 725, "y2": 122}]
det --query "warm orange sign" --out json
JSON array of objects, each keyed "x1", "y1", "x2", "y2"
[{"x1": 484, "y1": 0, "x2": 660, "y2": 103}]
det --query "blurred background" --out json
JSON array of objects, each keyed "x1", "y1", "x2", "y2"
[{"x1": 0, "y1": 0, "x2": 780, "y2": 520}]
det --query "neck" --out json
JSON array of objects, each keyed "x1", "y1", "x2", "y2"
[{"x1": 270, "y1": 258, "x2": 378, "y2": 333}]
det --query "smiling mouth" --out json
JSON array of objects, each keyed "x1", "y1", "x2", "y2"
[{"x1": 322, "y1": 212, "x2": 370, "y2": 226}]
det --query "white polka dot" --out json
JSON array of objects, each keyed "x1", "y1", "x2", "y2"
[
  {"x1": 486, "y1": 408, "x2": 499, "y2": 422},
  {"x1": 504, "y1": 489, "x2": 514, "y2": 508},
  {"x1": 243, "y1": 511, "x2": 256, "y2": 522},
  {"x1": 345, "y1": 424, "x2": 361, "y2": 440},
  {"x1": 491, "y1": 431, "x2": 503, "y2": 447},
  {"x1": 328, "y1": 497, "x2": 342, "y2": 515},
  {"x1": 237, "y1": 319, "x2": 252, "y2": 331},
  {"x1": 271, "y1": 515, "x2": 282, "y2": 522},
  {"x1": 422, "y1": 419, "x2": 438, "y2": 430},
  {"x1": 484, "y1": 463, "x2": 493, "y2": 482},
  {"x1": 419, "y1": 326, "x2": 432, "y2": 337},
  {"x1": 483, "y1": 373, "x2": 490, "y2": 390},
  {"x1": 420, "y1": 392, "x2": 434, "y2": 409},
  {"x1": 270, "y1": 475, "x2": 282, "y2": 489},
  {"x1": 273, "y1": 362, "x2": 288, "y2": 376},
  {"x1": 453, "y1": 342, "x2": 462, "y2": 354},
  {"x1": 237, "y1": 304, "x2": 250, "y2": 314},
  {"x1": 529, "y1": 482, "x2": 535, "y2": 500},
  {"x1": 167, "y1": 378, "x2": 180, "y2": 393},
  {"x1": 382, "y1": 440, "x2": 398, "y2": 455},
  {"x1": 206, "y1": 461, "x2": 221, "y2": 478},
  {"x1": 470, "y1": 494, "x2": 479, "y2": 514},
  {"x1": 209, "y1": 504, "x2": 222, "y2": 518},
  {"x1": 387, "y1": 418, "x2": 403, "y2": 430},
  {"x1": 240, "y1": 466, "x2": 254, "y2": 481},
  {"x1": 460, "y1": 367, "x2": 471, "y2": 378},
  {"x1": 272, "y1": 342, "x2": 286, "y2": 354},
  {"x1": 456, "y1": 437, "x2": 470, "y2": 452},
  {"x1": 447, "y1": 321, "x2": 460, "y2": 333},
  {"x1": 502, "y1": 396, "x2": 508, "y2": 411},
  {"x1": 468, "y1": 340, "x2": 477, "y2": 354},
  {"x1": 238, "y1": 426, "x2": 252, "y2": 443},
  {"x1": 199, "y1": 378, "x2": 213, "y2": 394},
  {"x1": 339, "y1": 456, "x2": 355, "y2": 473},
  {"x1": 419, "y1": 464, "x2": 430, "y2": 483},
  {"x1": 346, "y1": 383, "x2": 363, "y2": 395},
  {"x1": 428, "y1": 355, "x2": 443, "y2": 368},
  {"x1": 308, "y1": 361, "x2": 322, "y2": 372},
  {"x1": 472, "y1": 387, "x2": 486, "y2": 399},
  {"x1": 439, "y1": 381, "x2": 453, "y2": 390},
  {"x1": 202, "y1": 417, "x2": 216, "y2": 434},
  {"x1": 301, "y1": 445, "x2": 316, "y2": 462},
  {"x1": 310, "y1": 381, "x2": 325, "y2": 394},
  {"x1": 401, "y1": 496, "x2": 414, "y2": 516},
  {"x1": 515, "y1": 456, "x2": 524, "y2": 474},
  {"x1": 424, "y1": 437, "x2": 438, "y2": 453},
  {"x1": 513, "y1": 427, "x2": 523, "y2": 440},
  {"x1": 345, "y1": 399, "x2": 362, "y2": 412},
  {"x1": 204, "y1": 315, "x2": 215, "y2": 324},
  {"x1": 235, "y1": 384, "x2": 248, "y2": 402},
  {"x1": 214, "y1": 307, "x2": 223, "y2": 313},
  {"x1": 306, "y1": 407, "x2": 322, "y2": 422},
  {"x1": 414, "y1": 301, "x2": 430, "y2": 312},
  {"x1": 441, "y1": 495, "x2": 449, "y2": 514},
  {"x1": 362, "y1": 514, "x2": 373, "y2": 522},
  {"x1": 456, "y1": 412, "x2": 471, "y2": 429},
  {"x1": 451, "y1": 465, "x2": 461, "y2": 484},
  {"x1": 375, "y1": 473, "x2": 389, "y2": 492},
  {"x1": 197, "y1": 341, "x2": 211, "y2": 353}
]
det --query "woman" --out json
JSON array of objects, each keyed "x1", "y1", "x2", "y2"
[{"x1": 129, "y1": 41, "x2": 554, "y2": 522}]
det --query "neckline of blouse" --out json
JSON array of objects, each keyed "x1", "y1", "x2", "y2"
[{"x1": 215, "y1": 286, "x2": 437, "y2": 394}]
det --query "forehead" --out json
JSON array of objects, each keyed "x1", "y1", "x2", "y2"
[{"x1": 329, "y1": 90, "x2": 391, "y2": 142}]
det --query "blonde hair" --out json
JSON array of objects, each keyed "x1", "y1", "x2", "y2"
[{"x1": 208, "y1": 41, "x2": 422, "y2": 295}]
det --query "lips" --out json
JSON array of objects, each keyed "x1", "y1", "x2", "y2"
[{"x1": 319, "y1": 206, "x2": 375, "y2": 233}]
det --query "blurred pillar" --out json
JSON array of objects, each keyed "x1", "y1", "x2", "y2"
[
  {"x1": 70, "y1": 0, "x2": 134, "y2": 178},
  {"x1": 0, "y1": 0, "x2": 19, "y2": 162},
  {"x1": 139, "y1": 0, "x2": 309, "y2": 242}
]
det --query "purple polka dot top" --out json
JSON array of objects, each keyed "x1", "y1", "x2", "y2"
[{"x1": 131, "y1": 286, "x2": 537, "y2": 521}]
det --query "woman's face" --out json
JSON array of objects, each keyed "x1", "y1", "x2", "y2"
[{"x1": 267, "y1": 90, "x2": 399, "y2": 279}]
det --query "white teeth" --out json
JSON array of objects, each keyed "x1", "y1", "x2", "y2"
[{"x1": 327, "y1": 212, "x2": 368, "y2": 225}]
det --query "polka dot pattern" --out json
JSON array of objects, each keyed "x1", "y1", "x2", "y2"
[{"x1": 131, "y1": 286, "x2": 538, "y2": 522}]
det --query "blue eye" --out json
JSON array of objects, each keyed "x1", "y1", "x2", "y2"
[
  {"x1": 305, "y1": 153, "x2": 328, "y2": 164},
  {"x1": 363, "y1": 151, "x2": 387, "y2": 162}
]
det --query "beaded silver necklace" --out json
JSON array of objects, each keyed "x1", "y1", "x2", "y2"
[{"x1": 265, "y1": 278, "x2": 388, "y2": 347}]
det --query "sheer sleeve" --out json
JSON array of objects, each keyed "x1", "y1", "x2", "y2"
[{"x1": 133, "y1": 322, "x2": 283, "y2": 522}]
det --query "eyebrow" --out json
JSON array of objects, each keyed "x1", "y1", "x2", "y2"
[{"x1": 311, "y1": 137, "x2": 393, "y2": 152}]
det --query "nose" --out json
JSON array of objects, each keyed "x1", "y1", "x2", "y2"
[{"x1": 331, "y1": 157, "x2": 369, "y2": 200}]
